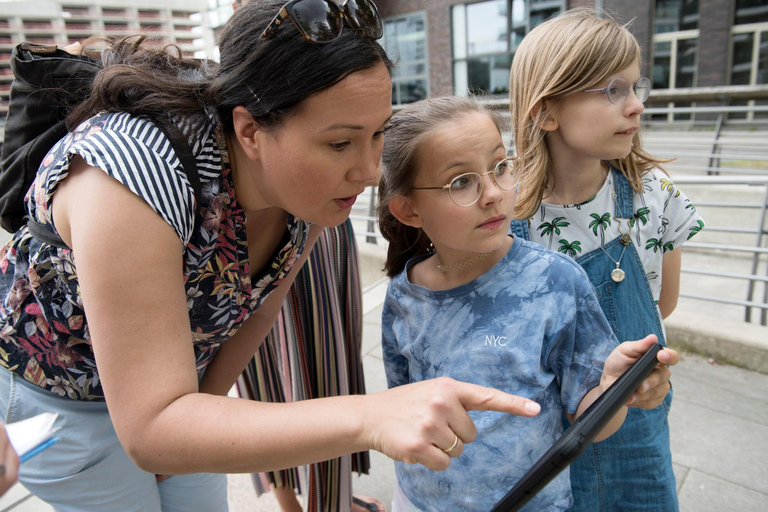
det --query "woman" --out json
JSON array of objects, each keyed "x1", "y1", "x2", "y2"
[{"x1": 0, "y1": 1, "x2": 540, "y2": 510}]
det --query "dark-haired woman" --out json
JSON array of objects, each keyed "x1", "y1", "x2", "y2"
[{"x1": 0, "y1": 1, "x2": 541, "y2": 510}]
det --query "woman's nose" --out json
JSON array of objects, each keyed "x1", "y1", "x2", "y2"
[{"x1": 349, "y1": 147, "x2": 382, "y2": 185}]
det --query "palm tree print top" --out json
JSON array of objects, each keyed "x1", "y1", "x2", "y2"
[{"x1": 528, "y1": 168, "x2": 704, "y2": 306}]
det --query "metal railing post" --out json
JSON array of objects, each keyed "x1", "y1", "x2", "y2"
[
  {"x1": 707, "y1": 112, "x2": 724, "y2": 175},
  {"x1": 366, "y1": 187, "x2": 378, "y2": 245},
  {"x1": 745, "y1": 183, "x2": 768, "y2": 324}
]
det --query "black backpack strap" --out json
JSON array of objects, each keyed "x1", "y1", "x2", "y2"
[
  {"x1": 156, "y1": 121, "x2": 202, "y2": 209},
  {"x1": 26, "y1": 218, "x2": 69, "y2": 249}
]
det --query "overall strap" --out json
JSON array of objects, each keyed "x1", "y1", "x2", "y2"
[
  {"x1": 611, "y1": 167, "x2": 634, "y2": 218},
  {"x1": 508, "y1": 218, "x2": 531, "y2": 240}
]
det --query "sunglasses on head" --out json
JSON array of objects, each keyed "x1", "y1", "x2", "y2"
[{"x1": 261, "y1": 0, "x2": 383, "y2": 45}]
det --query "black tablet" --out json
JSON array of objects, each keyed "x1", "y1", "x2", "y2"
[{"x1": 489, "y1": 342, "x2": 664, "y2": 512}]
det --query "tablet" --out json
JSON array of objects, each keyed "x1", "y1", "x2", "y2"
[{"x1": 489, "y1": 342, "x2": 664, "y2": 512}]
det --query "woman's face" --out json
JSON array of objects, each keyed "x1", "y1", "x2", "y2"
[{"x1": 246, "y1": 62, "x2": 392, "y2": 227}]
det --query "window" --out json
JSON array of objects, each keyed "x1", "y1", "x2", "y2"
[
  {"x1": 651, "y1": 0, "x2": 700, "y2": 121},
  {"x1": 653, "y1": 0, "x2": 699, "y2": 34},
  {"x1": 452, "y1": 0, "x2": 564, "y2": 97},
  {"x1": 381, "y1": 12, "x2": 428, "y2": 105},
  {"x1": 734, "y1": 0, "x2": 768, "y2": 26},
  {"x1": 729, "y1": 1, "x2": 768, "y2": 120}
]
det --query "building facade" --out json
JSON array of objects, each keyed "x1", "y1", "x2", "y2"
[
  {"x1": 377, "y1": 0, "x2": 768, "y2": 111},
  {"x1": 0, "y1": 0, "x2": 215, "y2": 128}
]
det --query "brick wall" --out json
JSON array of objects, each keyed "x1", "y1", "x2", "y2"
[
  {"x1": 377, "y1": 0, "x2": 456, "y2": 96},
  {"x1": 698, "y1": 0, "x2": 732, "y2": 87},
  {"x1": 605, "y1": 0, "x2": 653, "y2": 76}
]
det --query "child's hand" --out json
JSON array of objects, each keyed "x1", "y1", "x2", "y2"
[
  {"x1": 361, "y1": 377, "x2": 540, "y2": 471},
  {"x1": 602, "y1": 335, "x2": 679, "y2": 409}
]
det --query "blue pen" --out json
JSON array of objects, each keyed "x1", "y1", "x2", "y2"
[{"x1": 20, "y1": 437, "x2": 60, "y2": 463}]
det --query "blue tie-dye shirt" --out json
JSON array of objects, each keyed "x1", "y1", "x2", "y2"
[{"x1": 381, "y1": 235, "x2": 618, "y2": 512}]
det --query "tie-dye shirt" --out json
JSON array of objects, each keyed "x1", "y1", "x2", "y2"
[{"x1": 381, "y1": 235, "x2": 618, "y2": 512}]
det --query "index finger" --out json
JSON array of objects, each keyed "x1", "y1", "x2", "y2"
[{"x1": 454, "y1": 382, "x2": 540, "y2": 417}]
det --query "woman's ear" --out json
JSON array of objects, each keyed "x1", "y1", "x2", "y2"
[
  {"x1": 232, "y1": 106, "x2": 261, "y2": 159},
  {"x1": 531, "y1": 99, "x2": 558, "y2": 132},
  {"x1": 388, "y1": 196, "x2": 423, "y2": 229}
]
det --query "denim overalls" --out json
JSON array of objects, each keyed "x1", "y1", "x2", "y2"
[{"x1": 510, "y1": 169, "x2": 678, "y2": 511}]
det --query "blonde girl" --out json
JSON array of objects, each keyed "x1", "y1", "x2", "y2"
[{"x1": 509, "y1": 9, "x2": 704, "y2": 511}]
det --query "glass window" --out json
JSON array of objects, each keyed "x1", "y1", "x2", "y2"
[
  {"x1": 453, "y1": 0, "x2": 564, "y2": 96},
  {"x1": 734, "y1": 0, "x2": 768, "y2": 26},
  {"x1": 653, "y1": 41, "x2": 672, "y2": 90},
  {"x1": 759, "y1": 33, "x2": 768, "y2": 84},
  {"x1": 675, "y1": 38, "x2": 698, "y2": 88},
  {"x1": 382, "y1": 12, "x2": 428, "y2": 105},
  {"x1": 731, "y1": 32, "x2": 754, "y2": 86},
  {"x1": 466, "y1": 0, "x2": 508, "y2": 56},
  {"x1": 467, "y1": 54, "x2": 514, "y2": 95},
  {"x1": 654, "y1": 0, "x2": 699, "y2": 34}
]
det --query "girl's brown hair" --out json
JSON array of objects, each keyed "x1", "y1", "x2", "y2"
[
  {"x1": 378, "y1": 96, "x2": 504, "y2": 278},
  {"x1": 509, "y1": 8, "x2": 670, "y2": 220}
]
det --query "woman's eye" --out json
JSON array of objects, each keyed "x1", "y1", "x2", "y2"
[
  {"x1": 373, "y1": 130, "x2": 384, "y2": 140},
  {"x1": 329, "y1": 142, "x2": 350, "y2": 151}
]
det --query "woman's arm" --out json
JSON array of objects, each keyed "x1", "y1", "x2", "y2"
[
  {"x1": 658, "y1": 247, "x2": 682, "y2": 319},
  {"x1": 52, "y1": 158, "x2": 541, "y2": 476},
  {"x1": 565, "y1": 336, "x2": 678, "y2": 442}
]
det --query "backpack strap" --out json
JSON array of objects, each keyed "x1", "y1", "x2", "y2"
[
  {"x1": 26, "y1": 218, "x2": 69, "y2": 249},
  {"x1": 155, "y1": 120, "x2": 202, "y2": 208}
]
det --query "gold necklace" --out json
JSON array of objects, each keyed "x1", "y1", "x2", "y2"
[
  {"x1": 435, "y1": 251, "x2": 491, "y2": 273},
  {"x1": 547, "y1": 171, "x2": 631, "y2": 283}
]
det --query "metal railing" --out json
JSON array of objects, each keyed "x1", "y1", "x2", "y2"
[
  {"x1": 353, "y1": 95, "x2": 768, "y2": 325},
  {"x1": 673, "y1": 176, "x2": 768, "y2": 325}
]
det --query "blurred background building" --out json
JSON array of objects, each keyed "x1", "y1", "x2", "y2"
[
  {"x1": 0, "y1": 0, "x2": 216, "y2": 140},
  {"x1": 373, "y1": 0, "x2": 768, "y2": 124}
]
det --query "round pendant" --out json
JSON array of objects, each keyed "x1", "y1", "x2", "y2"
[
  {"x1": 611, "y1": 268, "x2": 626, "y2": 283},
  {"x1": 620, "y1": 233, "x2": 632, "y2": 245}
]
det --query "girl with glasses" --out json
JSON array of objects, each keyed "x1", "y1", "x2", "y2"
[
  {"x1": 377, "y1": 95, "x2": 678, "y2": 512},
  {"x1": 508, "y1": 9, "x2": 705, "y2": 511},
  {"x1": 0, "y1": 1, "x2": 542, "y2": 510}
]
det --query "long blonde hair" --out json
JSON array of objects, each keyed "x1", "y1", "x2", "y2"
[{"x1": 510, "y1": 8, "x2": 670, "y2": 219}]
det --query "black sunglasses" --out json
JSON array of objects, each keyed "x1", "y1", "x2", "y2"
[{"x1": 261, "y1": 0, "x2": 383, "y2": 45}]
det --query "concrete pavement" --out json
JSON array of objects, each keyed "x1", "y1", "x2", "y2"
[{"x1": 1, "y1": 273, "x2": 767, "y2": 512}]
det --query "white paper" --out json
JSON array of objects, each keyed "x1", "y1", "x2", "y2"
[{"x1": 5, "y1": 412, "x2": 60, "y2": 457}]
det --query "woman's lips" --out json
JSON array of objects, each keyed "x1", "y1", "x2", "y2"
[{"x1": 334, "y1": 196, "x2": 357, "y2": 209}]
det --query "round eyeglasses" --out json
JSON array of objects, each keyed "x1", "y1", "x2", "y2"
[
  {"x1": 411, "y1": 157, "x2": 520, "y2": 207},
  {"x1": 583, "y1": 76, "x2": 651, "y2": 104}
]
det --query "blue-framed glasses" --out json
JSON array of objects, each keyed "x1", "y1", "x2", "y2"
[{"x1": 584, "y1": 76, "x2": 651, "y2": 104}]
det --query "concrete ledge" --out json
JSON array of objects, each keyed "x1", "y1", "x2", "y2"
[{"x1": 665, "y1": 310, "x2": 768, "y2": 375}]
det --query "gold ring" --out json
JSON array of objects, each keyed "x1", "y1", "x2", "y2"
[{"x1": 442, "y1": 434, "x2": 459, "y2": 454}]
